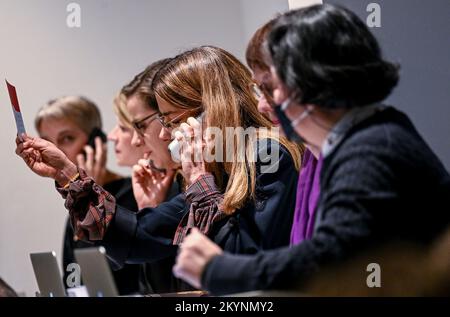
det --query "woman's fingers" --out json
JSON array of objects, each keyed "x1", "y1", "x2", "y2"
[
  {"x1": 179, "y1": 122, "x2": 194, "y2": 138},
  {"x1": 94, "y1": 137, "x2": 107, "y2": 166},
  {"x1": 84, "y1": 145, "x2": 94, "y2": 171},
  {"x1": 16, "y1": 133, "x2": 31, "y2": 145},
  {"x1": 137, "y1": 159, "x2": 161, "y2": 184},
  {"x1": 16, "y1": 138, "x2": 40, "y2": 156},
  {"x1": 25, "y1": 136, "x2": 52, "y2": 151},
  {"x1": 179, "y1": 123, "x2": 195, "y2": 149},
  {"x1": 16, "y1": 135, "x2": 23, "y2": 145},
  {"x1": 15, "y1": 142, "x2": 24, "y2": 156},
  {"x1": 186, "y1": 118, "x2": 204, "y2": 163},
  {"x1": 179, "y1": 229, "x2": 207, "y2": 253},
  {"x1": 132, "y1": 164, "x2": 145, "y2": 180},
  {"x1": 19, "y1": 148, "x2": 41, "y2": 167},
  {"x1": 187, "y1": 117, "x2": 201, "y2": 132},
  {"x1": 174, "y1": 130, "x2": 189, "y2": 163},
  {"x1": 186, "y1": 117, "x2": 202, "y2": 147},
  {"x1": 76, "y1": 153, "x2": 86, "y2": 170},
  {"x1": 174, "y1": 130, "x2": 184, "y2": 142},
  {"x1": 137, "y1": 158, "x2": 153, "y2": 176},
  {"x1": 20, "y1": 147, "x2": 36, "y2": 159},
  {"x1": 175, "y1": 129, "x2": 194, "y2": 163},
  {"x1": 138, "y1": 158, "x2": 149, "y2": 168},
  {"x1": 192, "y1": 228, "x2": 223, "y2": 258}
]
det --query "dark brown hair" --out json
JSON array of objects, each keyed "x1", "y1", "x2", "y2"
[
  {"x1": 268, "y1": 4, "x2": 399, "y2": 109},
  {"x1": 245, "y1": 18, "x2": 277, "y2": 72},
  {"x1": 120, "y1": 58, "x2": 172, "y2": 111},
  {"x1": 113, "y1": 58, "x2": 172, "y2": 126}
]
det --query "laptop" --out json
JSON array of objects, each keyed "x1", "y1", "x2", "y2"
[
  {"x1": 74, "y1": 246, "x2": 119, "y2": 297},
  {"x1": 30, "y1": 251, "x2": 66, "y2": 297}
]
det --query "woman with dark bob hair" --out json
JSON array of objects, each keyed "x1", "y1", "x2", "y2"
[{"x1": 173, "y1": 4, "x2": 450, "y2": 295}]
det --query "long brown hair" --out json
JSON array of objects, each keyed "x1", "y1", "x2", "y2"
[{"x1": 153, "y1": 46, "x2": 302, "y2": 214}]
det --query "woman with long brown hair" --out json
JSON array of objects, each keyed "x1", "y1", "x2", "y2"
[
  {"x1": 153, "y1": 46, "x2": 302, "y2": 246},
  {"x1": 15, "y1": 46, "x2": 302, "y2": 284}
]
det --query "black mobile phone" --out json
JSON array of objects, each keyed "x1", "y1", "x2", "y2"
[{"x1": 84, "y1": 127, "x2": 107, "y2": 156}]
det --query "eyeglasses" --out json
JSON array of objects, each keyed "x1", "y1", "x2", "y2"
[
  {"x1": 157, "y1": 109, "x2": 201, "y2": 130},
  {"x1": 250, "y1": 83, "x2": 264, "y2": 100},
  {"x1": 250, "y1": 81, "x2": 275, "y2": 107},
  {"x1": 132, "y1": 112, "x2": 159, "y2": 136}
]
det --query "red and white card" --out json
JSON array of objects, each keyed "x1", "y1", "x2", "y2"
[{"x1": 6, "y1": 80, "x2": 26, "y2": 137}]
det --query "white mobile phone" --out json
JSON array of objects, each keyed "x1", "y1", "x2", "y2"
[{"x1": 168, "y1": 113, "x2": 204, "y2": 162}]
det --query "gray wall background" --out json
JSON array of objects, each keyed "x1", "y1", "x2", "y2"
[{"x1": 326, "y1": 0, "x2": 450, "y2": 170}]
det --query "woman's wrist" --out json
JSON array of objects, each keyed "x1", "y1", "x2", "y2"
[
  {"x1": 55, "y1": 161, "x2": 78, "y2": 187},
  {"x1": 188, "y1": 171, "x2": 207, "y2": 186}
]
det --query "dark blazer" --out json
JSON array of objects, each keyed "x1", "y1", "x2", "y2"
[
  {"x1": 100, "y1": 139, "x2": 298, "y2": 272},
  {"x1": 200, "y1": 107, "x2": 450, "y2": 295},
  {"x1": 63, "y1": 177, "x2": 142, "y2": 295},
  {"x1": 64, "y1": 177, "x2": 185, "y2": 294}
]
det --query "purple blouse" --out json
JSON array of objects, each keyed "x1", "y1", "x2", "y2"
[{"x1": 290, "y1": 149, "x2": 323, "y2": 245}]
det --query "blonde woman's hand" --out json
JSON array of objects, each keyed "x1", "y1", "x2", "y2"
[
  {"x1": 174, "y1": 117, "x2": 207, "y2": 186},
  {"x1": 15, "y1": 134, "x2": 77, "y2": 186},
  {"x1": 173, "y1": 228, "x2": 223, "y2": 289},
  {"x1": 132, "y1": 159, "x2": 175, "y2": 209},
  {"x1": 76, "y1": 137, "x2": 107, "y2": 186}
]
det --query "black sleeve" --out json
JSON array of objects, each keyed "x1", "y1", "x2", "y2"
[
  {"x1": 250, "y1": 140, "x2": 299, "y2": 250},
  {"x1": 62, "y1": 217, "x2": 75, "y2": 273},
  {"x1": 62, "y1": 217, "x2": 76, "y2": 285},
  {"x1": 100, "y1": 194, "x2": 187, "y2": 270}
]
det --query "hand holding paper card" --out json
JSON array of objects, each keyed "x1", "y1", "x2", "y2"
[{"x1": 6, "y1": 80, "x2": 26, "y2": 138}]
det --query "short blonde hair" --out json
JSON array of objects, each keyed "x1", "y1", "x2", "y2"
[{"x1": 35, "y1": 96, "x2": 102, "y2": 135}]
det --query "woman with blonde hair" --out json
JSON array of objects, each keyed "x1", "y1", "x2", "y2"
[{"x1": 16, "y1": 46, "x2": 302, "y2": 279}]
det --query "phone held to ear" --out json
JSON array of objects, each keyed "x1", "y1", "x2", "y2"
[
  {"x1": 168, "y1": 113, "x2": 204, "y2": 162},
  {"x1": 84, "y1": 127, "x2": 107, "y2": 157}
]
